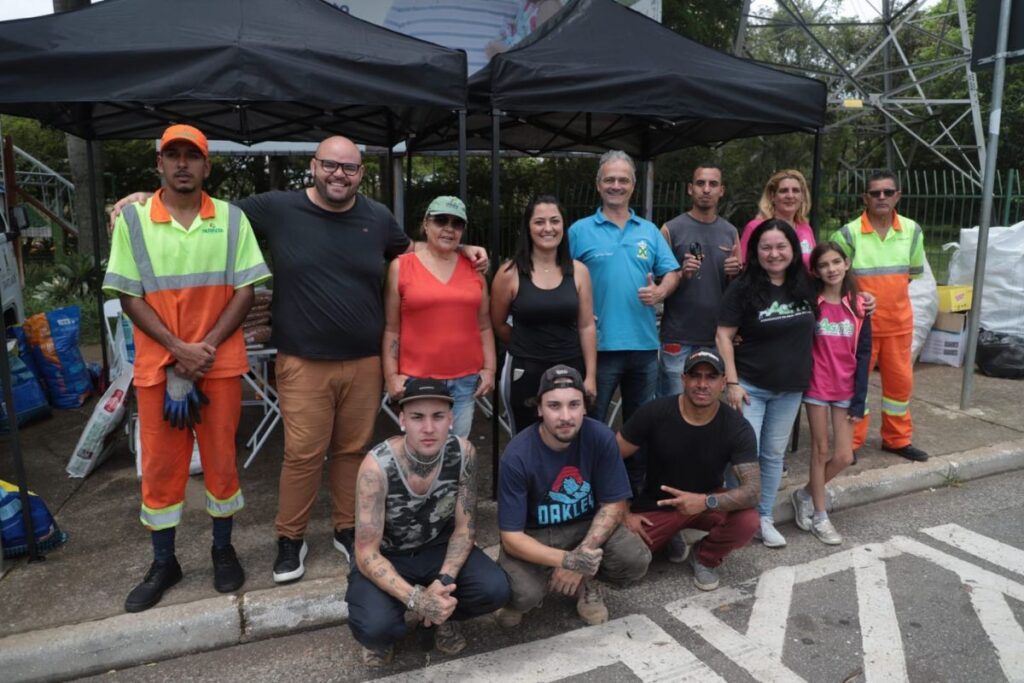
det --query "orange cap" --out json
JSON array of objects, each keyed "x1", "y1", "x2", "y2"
[{"x1": 160, "y1": 124, "x2": 209, "y2": 157}]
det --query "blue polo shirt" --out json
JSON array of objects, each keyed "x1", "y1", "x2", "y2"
[{"x1": 569, "y1": 208, "x2": 680, "y2": 351}]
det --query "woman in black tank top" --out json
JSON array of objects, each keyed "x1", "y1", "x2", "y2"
[{"x1": 490, "y1": 196, "x2": 597, "y2": 433}]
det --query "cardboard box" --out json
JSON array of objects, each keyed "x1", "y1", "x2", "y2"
[
  {"x1": 919, "y1": 312, "x2": 968, "y2": 367},
  {"x1": 936, "y1": 285, "x2": 973, "y2": 312}
]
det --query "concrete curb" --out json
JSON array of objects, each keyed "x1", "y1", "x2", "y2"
[
  {"x1": 3, "y1": 440, "x2": 1023, "y2": 682},
  {"x1": 772, "y1": 438, "x2": 1024, "y2": 524}
]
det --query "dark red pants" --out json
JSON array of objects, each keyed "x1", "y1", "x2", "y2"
[{"x1": 636, "y1": 505, "x2": 759, "y2": 568}]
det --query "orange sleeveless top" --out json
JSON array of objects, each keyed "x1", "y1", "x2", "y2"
[{"x1": 397, "y1": 252, "x2": 483, "y2": 378}]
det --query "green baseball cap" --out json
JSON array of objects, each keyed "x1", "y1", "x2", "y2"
[{"x1": 424, "y1": 196, "x2": 468, "y2": 222}]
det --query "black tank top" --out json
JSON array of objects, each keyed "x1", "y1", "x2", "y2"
[{"x1": 509, "y1": 271, "x2": 581, "y2": 362}]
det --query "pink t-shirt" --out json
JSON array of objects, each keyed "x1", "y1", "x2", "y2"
[
  {"x1": 741, "y1": 219, "x2": 816, "y2": 271},
  {"x1": 805, "y1": 299, "x2": 858, "y2": 402}
]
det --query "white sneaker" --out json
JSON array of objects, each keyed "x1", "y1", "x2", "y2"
[
  {"x1": 811, "y1": 518, "x2": 843, "y2": 545},
  {"x1": 759, "y1": 517, "x2": 787, "y2": 548},
  {"x1": 791, "y1": 489, "x2": 813, "y2": 532}
]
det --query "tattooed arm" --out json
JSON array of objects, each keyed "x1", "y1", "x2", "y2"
[
  {"x1": 656, "y1": 462, "x2": 761, "y2": 514},
  {"x1": 714, "y1": 461, "x2": 760, "y2": 511},
  {"x1": 355, "y1": 454, "x2": 456, "y2": 624},
  {"x1": 578, "y1": 500, "x2": 626, "y2": 551},
  {"x1": 381, "y1": 259, "x2": 408, "y2": 400},
  {"x1": 438, "y1": 439, "x2": 478, "y2": 579}
]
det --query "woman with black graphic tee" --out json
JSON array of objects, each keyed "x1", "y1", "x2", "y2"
[{"x1": 716, "y1": 219, "x2": 817, "y2": 549}]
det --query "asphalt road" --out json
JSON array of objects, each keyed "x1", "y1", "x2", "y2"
[{"x1": 80, "y1": 470, "x2": 1024, "y2": 683}]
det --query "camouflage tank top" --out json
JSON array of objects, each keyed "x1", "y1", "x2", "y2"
[{"x1": 370, "y1": 435, "x2": 465, "y2": 553}]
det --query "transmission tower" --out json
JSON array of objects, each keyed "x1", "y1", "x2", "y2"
[{"x1": 737, "y1": 0, "x2": 985, "y2": 186}]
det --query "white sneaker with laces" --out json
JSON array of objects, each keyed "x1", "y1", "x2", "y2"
[
  {"x1": 811, "y1": 518, "x2": 843, "y2": 545},
  {"x1": 759, "y1": 517, "x2": 787, "y2": 548},
  {"x1": 791, "y1": 489, "x2": 814, "y2": 532}
]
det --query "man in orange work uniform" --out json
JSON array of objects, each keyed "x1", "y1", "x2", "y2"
[
  {"x1": 832, "y1": 170, "x2": 927, "y2": 462},
  {"x1": 103, "y1": 124, "x2": 272, "y2": 612}
]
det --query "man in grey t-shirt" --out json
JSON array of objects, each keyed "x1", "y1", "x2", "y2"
[{"x1": 658, "y1": 165, "x2": 741, "y2": 397}]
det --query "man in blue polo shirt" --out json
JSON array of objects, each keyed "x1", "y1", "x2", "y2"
[{"x1": 569, "y1": 150, "x2": 680, "y2": 492}]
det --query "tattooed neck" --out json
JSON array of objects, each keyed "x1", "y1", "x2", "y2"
[{"x1": 400, "y1": 440, "x2": 443, "y2": 478}]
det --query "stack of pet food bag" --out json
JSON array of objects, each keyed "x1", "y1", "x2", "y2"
[{"x1": 243, "y1": 289, "x2": 272, "y2": 345}]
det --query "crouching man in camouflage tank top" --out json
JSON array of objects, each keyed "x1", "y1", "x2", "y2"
[{"x1": 346, "y1": 378, "x2": 511, "y2": 666}]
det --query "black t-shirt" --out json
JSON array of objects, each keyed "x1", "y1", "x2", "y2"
[
  {"x1": 717, "y1": 280, "x2": 815, "y2": 392},
  {"x1": 620, "y1": 396, "x2": 757, "y2": 512},
  {"x1": 235, "y1": 191, "x2": 409, "y2": 360}
]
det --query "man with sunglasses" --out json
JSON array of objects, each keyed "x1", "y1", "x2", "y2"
[
  {"x1": 832, "y1": 170, "x2": 927, "y2": 462},
  {"x1": 111, "y1": 135, "x2": 489, "y2": 586}
]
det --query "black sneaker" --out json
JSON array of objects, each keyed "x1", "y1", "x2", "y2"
[
  {"x1": 212, "y1": 544, "x2": 245, "y2": 593},
  {"x1": 125, "y1": 557, "x2": 183, "y2": 613},
  {"x1": 272, "y1": 537, "x2": 307, "y2": 583},
  {"x1": 883, "y1": 443, "x2": 929, "y2": 462},
  {"x1": 333, "y1": 527, "x2": 355, "y2": 563}
]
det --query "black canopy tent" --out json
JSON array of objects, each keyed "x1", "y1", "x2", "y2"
[
  {"x1": 412, "y1": 0, "x2": 826, "y2": 158},
  {"x1": 0, "y1": 0, "x2": 469, "y2": 560}
]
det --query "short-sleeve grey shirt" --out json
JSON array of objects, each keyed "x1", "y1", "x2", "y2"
[{"x1": 660, "y1": 212, "x2": 739, "y2": 346}]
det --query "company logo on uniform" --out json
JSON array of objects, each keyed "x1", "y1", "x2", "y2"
[
  {"x1": 201, "y1": 226, "x2": 224, "y2": 234},
  {"x1": 636, "y1": 240, "x2": 650, "y2": 260},
  {"x1": 758, "y1": 300, "x2": 812, "y2": 322},
  {"x1": 537, "y1": 466, "x2": 594, "y2": 526}
]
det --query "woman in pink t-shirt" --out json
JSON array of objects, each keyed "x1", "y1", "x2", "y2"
[
  {"x1": 740, "y1": 169, "x2": 816, "y2": 271},
  {"x1": 791, "y1": 242, "x2": 872, "y2": 546}
]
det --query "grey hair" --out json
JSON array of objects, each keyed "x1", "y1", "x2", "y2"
[{"x1": 596, "y1": 150, "x2": 636, "y2": 183}]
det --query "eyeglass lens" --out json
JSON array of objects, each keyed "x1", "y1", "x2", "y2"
[
  {"x1": 431, "y1": 215, "x2": 466, "y2": 229},
  {"x1": 317, "y1": 158, "x2": 361, "y2": 176},
  {"x1": 868, "y1": 189, "x2": 897, "y2": 198}
]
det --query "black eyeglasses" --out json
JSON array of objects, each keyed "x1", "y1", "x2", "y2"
[
  {"x1": 315, "y1": 158, "x2": 362, "y2": 176},
  {"x1": 867, "y1": 188, "x2": 898, "y2": 198},
  {"x1": 429, "y1": 214, "x2": 466, "y2": 230}
]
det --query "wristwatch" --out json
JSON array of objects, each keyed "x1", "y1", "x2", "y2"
[
  {"x1": 705, "y1": 494, "x2": 720, "y2": 510},
  {"x1": 437, "y1": 573, "x2": 456, "y2": 586}
]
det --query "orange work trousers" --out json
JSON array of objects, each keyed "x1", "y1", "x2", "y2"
[
  {"x1": 274, "y1": 353, "x2": 382, "y2": 539},
  {"x1": 136, "y1": 376, "x2": 243, "y2": 529},
  {"x1": 853, "y1": 332, "x2": 914, "y2": 451}
]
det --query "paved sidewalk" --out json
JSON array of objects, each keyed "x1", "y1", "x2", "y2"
[{"x1": 0, "y1": 363, "x2": 1022, "y2": 682}]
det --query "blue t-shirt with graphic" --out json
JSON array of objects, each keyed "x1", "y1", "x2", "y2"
[
  {"x1": 569, "y1": 208, "x2": 680, "y2": 352},
  {"x1": 498, "y1": 417, "x2": 632, "y2": 531}
]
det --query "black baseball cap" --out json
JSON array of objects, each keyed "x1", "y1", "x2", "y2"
[
  {"x1": 398, "y1": 378, "x2": 453, "y2": 406},
  {"x1": 683, "y1": 348, "x2": 725, "y2": 375},
  {"x1": 536, "y1": 364, "x2": 585, "y2": 397}
]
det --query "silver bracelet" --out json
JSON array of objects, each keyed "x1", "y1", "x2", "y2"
[{"x1": 406, "y1": 585, "x2": 422, "y2": 611}]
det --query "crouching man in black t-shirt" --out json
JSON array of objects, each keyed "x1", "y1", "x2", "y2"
[{"x1": 616, "y1": 348, "x2": 760, "y2": 591}]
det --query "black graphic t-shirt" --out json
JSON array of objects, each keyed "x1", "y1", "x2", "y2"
[
  {"x1": 718, "y1": 281, "x2": 815, "y2": 392},
  {"x1": 498, "y1": 418, "x2": 631, "y2": 531}
]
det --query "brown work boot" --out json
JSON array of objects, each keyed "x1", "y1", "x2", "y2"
[
  {"x1": 576, "y1": 580, "x2": 609, "y2": 625},
  {"x1": 362, "y1": 645, "x2": 394, "y2": 667},
  {"x1": 434, "y1": 621, "x2": 467, "y2": 655}
]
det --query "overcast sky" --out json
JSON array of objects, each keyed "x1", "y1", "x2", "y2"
[{"x1": 0, "y1": 0, "x2": 906, "y2": 23}]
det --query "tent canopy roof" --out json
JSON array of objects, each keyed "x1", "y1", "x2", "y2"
[
  {"x1": 0, "y1": 0, "x2": 467, "y2": 145},
  {"x1": 413, "y1": 0, "x2": 826, "y2": 157}
]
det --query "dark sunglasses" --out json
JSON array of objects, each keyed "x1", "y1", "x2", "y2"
[
  {"x1": 866, "y1": 188, "x2": 898, "y2": 198},
  {"x1": 429, "y1": 214, "x2": 466, "y2": 230}
]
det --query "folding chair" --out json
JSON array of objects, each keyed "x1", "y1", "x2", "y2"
[{"x1": 242, "y1": 346, "x2": 281, "y2": 468}]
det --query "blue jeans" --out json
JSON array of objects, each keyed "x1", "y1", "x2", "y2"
[
  {"x1": 590, "y1": 350, "x2": 657, "y2": 497},
  {"x1": 740, "y1": 381, "x2": 803, "y2": 519},
  {"x1": 657, "y1": 343, "x2": 698, "y2": 397},
  {"x1": 410, "y1": 373, "x2": 478, "y2": 438}
]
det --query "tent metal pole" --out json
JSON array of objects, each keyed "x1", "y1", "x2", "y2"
[
  {"x1": 86, "y1": 141, "x2": 109, "y2": 383},
  {"x1": 490, "y1": 110, "x2": 501, "y2": 500},
  {"x1": 0, "y1": 327, "x2": 41, "y2": 562},
  {"x1": 643, "y1": 160, "x2": 654, "y2": 221},
  {"x1": 392, "y1": 153, "x2": 405, "y2": 228},
  {"x1": 960, "y1": 0, "x2": 1013, "y2": 409},
  {"x1": 809, "y1": 128, "x2": 824, "y2": 237},
  {"x1": 458, "y1": 110, "x2": 468, "y2": 200},
  {"x1": 385, "y1": 145, "x2": 395, "y2": 213}
]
